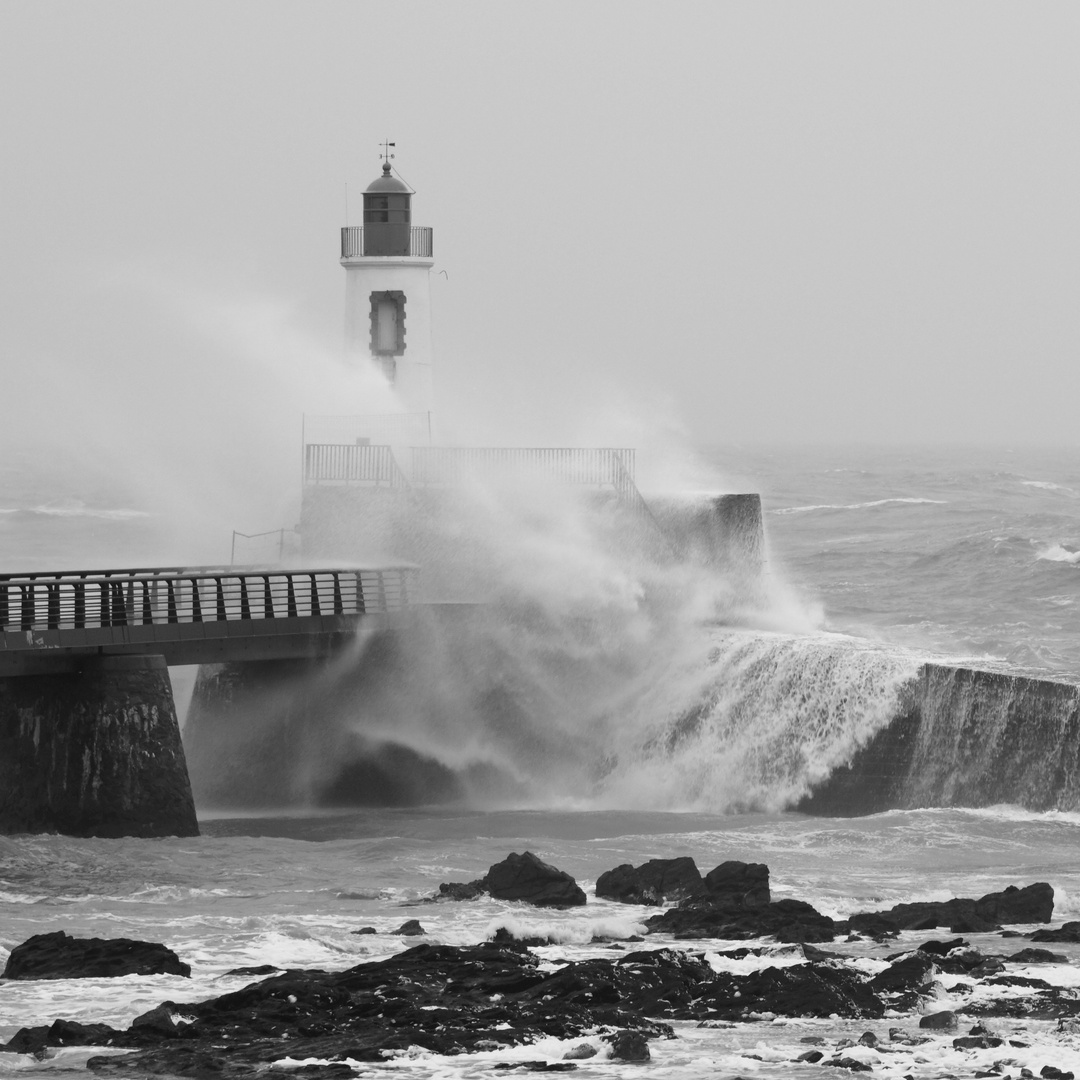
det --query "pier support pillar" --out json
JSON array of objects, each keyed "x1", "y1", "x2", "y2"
[{"x1": 0, "y1": 655, "x2": 198, "y2": 837}]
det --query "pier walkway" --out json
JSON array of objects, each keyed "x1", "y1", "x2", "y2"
[{"x1": 0, "y1": 565, "x2": 413, "y2": 675}]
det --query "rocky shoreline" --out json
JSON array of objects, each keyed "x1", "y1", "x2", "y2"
[{"x1": 1, "y1": 853, "x2": 1077, "y2": 1078}]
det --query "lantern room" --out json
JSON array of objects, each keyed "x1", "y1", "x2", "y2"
[{"x1": 361, "y1": 163, "x2": 412, "y2": 256}]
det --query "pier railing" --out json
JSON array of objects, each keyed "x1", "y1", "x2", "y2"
[
  {"x1": 409, "y1": 447, "x2": 636, "y2": 488},
  {"x1": 340, "y1": 225, "x2": 433, "y2": 259},
  {"x1": 303, "y1": 444, "x2": 409, "y2": 487},
  {"x1": 0, "y1": 566, "x2": 413, "y2": 634}
]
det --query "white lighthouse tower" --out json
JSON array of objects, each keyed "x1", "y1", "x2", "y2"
[{"x1": 341, "y1": 149, "x2": 435, "y2": 429}]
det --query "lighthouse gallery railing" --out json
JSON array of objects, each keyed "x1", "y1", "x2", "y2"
[{"x1": 340, "y1": 226, "x2": 433, "y2": 259}]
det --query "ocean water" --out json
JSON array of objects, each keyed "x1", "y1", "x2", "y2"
[{"x1": 1, "y1": 443, "x2": 1079, "y2": 1078}]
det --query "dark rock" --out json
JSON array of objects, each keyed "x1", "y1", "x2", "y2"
[
  {"x1": 646, "y1": 897, "x2": 836, "y2": 943},
  {"x1": 435, "y1": 880, "x2": 486, "y2": 902},
  {"x1": 825, "y1": 1057, "x2": 873, "y2": 1071},
  {"x1": 857, "y1": 1032, "x2": 878, "y2": 1046},
  {"x1": 1008, "y1": 949, "x2": 1069, "y2": 964},
  {"x1": 1041, "y1": 1069, "x2": 1075, "y2": 1080},
  {"x1": 16, "y1": 935, "x2": 908, "y2": 1077},
  {"x1": 562, "y1": 1043, "x2": 598, "y2": 1060},
  {"x1": 350, "y1": 928, "x2": 377, "y2": 936},
  {"x1": 847, "y1": 883, "x2": 1053, "y2": 935},
  {"x1": 869, "y1": 952, "x2": 936, "y2": 995},
  {"x1": 482, "y1": 852, "x2": 586, "y2": 908},
  {"x1": 3, "y1": 1019, "x2": 121, "y2": 1056},
  {"x1": 492, "y1": 926, "x2": 558, "y2": 947},
  {"x1": 1030, "y1": 922, "x2": 1080, "y2": 943},
  {"x1": 608, "y1": 1030, "x2": 650, "y2": 1061},
  {"x1": 2, "y1": 932, "x2": 190, "y2": 980},
  {"x1": 392, "y1": 920, "x2": 425, "y2": 936},
  {"x1": 704, "y1": 861, "x2": 770, "y2": 908},
  {"x1": 919, "y1": 1011, "x2": 958, "y2": 1030},
  {"x1": 917, "y1": 938, "x2": 968, "y2": 956},
  {"x1": 954, "y1": 1035, "x2": 1004, "y2": 1049},
  {"x1": 799, "y1": 1050, "x2": 826, "y2": 1062},
  {"x1": 595, "y1": 857, "x2": 702, "y2": 905},
  {"x1": 225, "y1": 964, "x2": 282, "y2": 976}
]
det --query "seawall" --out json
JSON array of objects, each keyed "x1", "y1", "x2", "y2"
[{"x1": 799, "y1": 662, "x2": 1080, "y2": 815}]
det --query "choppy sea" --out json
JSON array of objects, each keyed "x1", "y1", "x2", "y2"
[{"x1": 1, "y1": 443, "x2": 1079, "y2": 1078}]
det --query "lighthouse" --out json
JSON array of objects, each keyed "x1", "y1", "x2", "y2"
[{"x1": 341, "y1": 151, "x2": 435, "y2": 424}]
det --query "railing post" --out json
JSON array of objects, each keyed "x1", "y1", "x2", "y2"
[
  {"x1": 74, "y1": 577, "x2": 86, "y2": 629},
  {"x1": 332, "y1": 573, "x2": 343, "y2": 615},
  {"x1": 140, "y1": 581, "x2": 152, "y2": 625},
  {"x1": 99, "y1": 582, "x2": 111, "y2": 628},
  {"x1": 166, "y1": 580, "x2": 178, "y2": 624},
  {"x1": 215, "y1": 577, "x2": 227, "y2": 621},
  {"x1": 20, "y1": 584, "x2": 34, "y2": 631},
  {"x1": 0, "y1": 583, "x2": 8, "y2": 630},
  {"x1": 286, "y1": 575, "x2": 297, "y2": 618},
  {"x1": 46, "y1": 583, "x2": 60, "y2": 630},
  {"x1": 263, "y1": 575, "x2": 274, "y2": 618},
  {"x1": 239, "y1": 577, "x2": 252, "y2": 620},
  {"x1": 191, "y1": 579, "x2": 202, "y2": 623},
  {"x1": 309, "y1": 574, "x2": 320, "y2": 617},
  {"x1": 354, "y1": 571, "x2": 366, "y2": 614},
  {"x1": 112, "y1": 582, "x2": 128, "y2": 626}
]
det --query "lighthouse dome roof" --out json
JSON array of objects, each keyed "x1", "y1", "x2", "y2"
[{"x1": 365, "y1": 163, "x2": 412, "y2": 194}]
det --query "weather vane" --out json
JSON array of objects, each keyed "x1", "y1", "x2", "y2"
[{"x1": 379, "y1": 139, "x2": 396, "y2": 163}]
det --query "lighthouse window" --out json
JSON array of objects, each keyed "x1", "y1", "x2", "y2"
[{"x1": 369, "y1": 291, "x2": 406, "y2": 356}]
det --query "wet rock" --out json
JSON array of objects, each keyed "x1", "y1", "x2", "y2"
[
  {"x1": 825, "y1": 1057, "x2": 873, "y2": 1071},
  {"x1": 954, "y1": 1035, "x2": 1004, "y2": 1049},
  {"x1": 1040, "y1": 1068, "x2": 1075, "y2": 1080},
  {"x1": 1008, "y1": 948, "x2": 1069, "y2": 964},
  {"x1": 595, "y1": 857, "x2": 703, "y2": 905},
  {"x1": 392, "y1": 920, "x2": 425, "y2": 936},
  {"x1": 1, "y1": 932, "x2": 190, "y2": 980},
  {"x1": 434, "y1": 880, "x2": 486, "y2": 901},
  {"x1": 847, "y1": 883, "x2": 1053, "y2": 935},
  {"x1": 869, "y1": 952, "x2": 936, "y2": 995},
  {"x1": 492, "y1": 925, "x2": 559, "y2": 946},
  {"x1": 350, "y1": 927, "x2": 377, "y2": 936},
  {"x1": 1030, "y1": 922, "x2": 1080, "y2": 943},
  {"x1": 608, "y1": 1030, "x2": 650, "y2": 1061},
  {"x1": 703, "y1": 861, "x2": 770, "y2": 908},
  {"x1": 2, "y1": 1020, "x2": 119, "y2": 1056},
  {"x1": 483, "y1": 852, "x2": 587, "y2": 908},
  {"x1": 799, "y1": 1050, "x2": 826, "y2": 1062},
  {"x1": 919, "y1": 1010, "x2": 958, "y2": 1030},
  {"x1": 562, "y1": 1043, "x2": 598, "y2": 1060},
  {"x1": 225, "y1": 964, "x2": 283, "y2": 976},
  {"x1": 646, "y1": 896, "x2": 836, "y2": 943},
  {"x1": 14, "y1": 936, "x2": 910, "y2": 1078}
]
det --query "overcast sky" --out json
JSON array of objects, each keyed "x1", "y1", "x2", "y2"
[{"x1": 2, "y1": 1, "x2": 1079, "y2": 526}]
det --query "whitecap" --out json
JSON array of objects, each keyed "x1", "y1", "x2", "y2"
[
  {"x1": 771, "y1": 498, "x2": 947, "y2": 515},
  {"x1": 1037, "y1": 544, "x2": 1080, "y2": 565},
  {"x1": 1022, "y1": 480, "x2": 1078, "y2": 495}
]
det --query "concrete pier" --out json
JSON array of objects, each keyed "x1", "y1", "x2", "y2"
[{"x1": 0, "y1": 655, "x2": 198, "y2": 837}]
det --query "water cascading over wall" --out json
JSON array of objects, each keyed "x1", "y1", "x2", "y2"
[{"x1": 799, "y1": 663, "x2": 1080, "y2": 815}]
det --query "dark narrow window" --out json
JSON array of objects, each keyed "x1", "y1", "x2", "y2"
[{"x1": 370, "y1": 291, "x2": 406, "y2": 356}]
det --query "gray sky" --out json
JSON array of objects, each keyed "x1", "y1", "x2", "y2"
[{"x1": 2, "y1": 0, "x2": 1079, "y2": 511}]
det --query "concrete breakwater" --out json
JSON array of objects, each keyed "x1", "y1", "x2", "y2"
[
  {"x1": 0, "y1": 655, "x2": 198, "y2": 837},
  {"x1": 800, "y1": 662, "x2": 1080, "y2": 815}
]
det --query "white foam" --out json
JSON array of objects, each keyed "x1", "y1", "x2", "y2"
[
  {"x1": 1037, "y1": 544, "x2": 1080, "y2": 565},
  {"x1": 771, "y1": 498, "x2": 947, "y2": 515}
]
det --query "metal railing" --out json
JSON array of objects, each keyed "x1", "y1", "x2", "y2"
[
  {"x1": 0, "y1": 566, "x2": 413, "y2": 634},
  {"x1": 340, "y1": 225, "x2": 433, "y2": 258},
  {"x1": 303, "y1": 444, "x2": 409, "y2": 486},
  {"x1": 409, "y1": 447, "x2": 636, "y2": 488}
]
